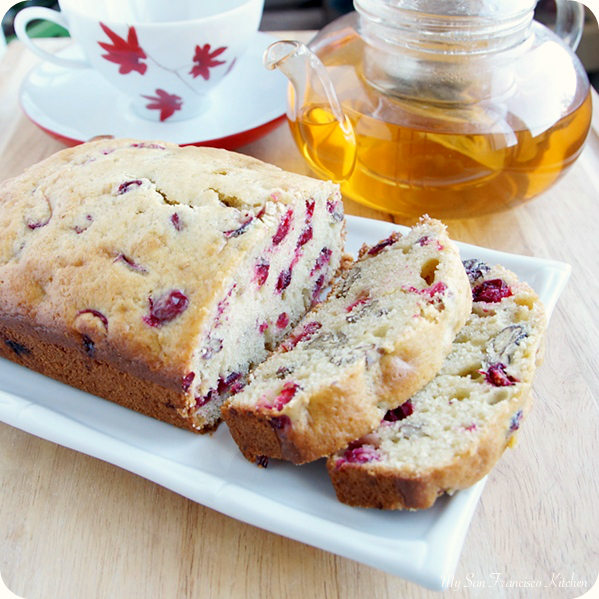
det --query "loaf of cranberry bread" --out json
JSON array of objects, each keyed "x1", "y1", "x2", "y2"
[
  {"x1": 327, "y1": 260, "x2": 547, "y2": 510},
  {"x1": 0, "y1": 139, "x2": 346, "y2": 431},
  {"x1": 222, "y1": 217, "x2": 472, "y2": 464}
]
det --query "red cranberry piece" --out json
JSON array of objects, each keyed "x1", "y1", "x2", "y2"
[
  {"x1": 346, "y1": 291, "x2": 371, "y2": 313},
  {"x1": 224, "y1": 216, "x2": 253, "y2": 238},
  {"x1": 143, "y1": 290, "x2": 189, "y2": 327},
  {"x1": 259, "y1": 321, "x2": 269, "y2": 334},
  {"x1": 297, "y1": 226, "x2": 313, "y2": 247},
  {"x1": 282, "y1": 321, "x2": 322, "y2": 352},
  {"x1": 384, "y1": 399, "x2": 414, "y2": 422},
  {"x1": 367, "y1": 235, "x2": 398, "y2": 256},
  {"x1": 270, "y1": 414, "x2": 292, "y2": 430},
  {"x1": 305, "y1": 199, "x2": 316, "y2": 219},
  {"x1": 218, "y1": 371, "x2": 243, "y2": 394},
  {"x1": 272, "y1": 209, "x2": 293, "y2": 245},
  {"x1": 417, "y1": 235, "x2": 444, "y2": 251},
  {"x1": 426, "y1": 281, "x2": 447, "y2": 297},
  {"x1": 171, "y1": 213, "x2": 184, "y2": 231},
  {"x1": 481, "y1": 363, "x2": 518, "y2": 387},
  {"x1": 182, "y1": 372, "x2": 195, "y2": 392},
  {"x1": 113, "y1": 254, "x2": 148, "y2": 274},
  {"x1": 404, "y1": 281, "x2": 447, "y2": 299},
  {"x1": 195, "y1": 388, "x2": 217, "y2": 409},
  {"x1": 276, "y1": 269, "x2": 292, "y2": 293},
  {"x1": 271, "y1": 381, "x2": 299, "y2": 410},
  {"x1": 27, "y1": 216, "x2": 51, "y2": 230},
  {"x1": 214, "y1": 286, "x2": 236, "y2": 327},
  {"x1": 229, "y1": 380, "x2": 246, "y2": 396},
  {"x1": 290, "y1": 246, "x2": 302, "y2": 270},
  {"x1": 117, "y1": 180, "x2": 143, "y2": 195},
  {"x1": 254, "y1": 262, "x2": 270, "y2": 287},
  {"x1": 342, "y1": 445, "x2": 380, "y2": 464},
  {"x1": 312, "y1": 275, "x2": 326, "y2": 304},
  {"x1": 195, "y1": 373, "x2": 244, "y2": 409},
  {"x1": 311, "y1": 247, "x2": 332, "y2": 275},
  {"x1": 276, "y1": 312, "x2": 289, "y2": 328},
  {"x1": 472, "y1": 279, "x2": 513, "y2": 303}
]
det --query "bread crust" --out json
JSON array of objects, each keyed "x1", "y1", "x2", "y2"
[
  {"x1": 0, "y1": 321, "x2": 197, "y2": 431},
  {"x1": 223, "y1": 364, "x2": 381, "y2": 464}
]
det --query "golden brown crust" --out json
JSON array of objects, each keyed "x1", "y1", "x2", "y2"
[
  {"x1": 223, "y1": 365, "x2": 382, "y2": 464},
  {"x1": 377, "y1": 325, "x2": 452, "y2": 407},
  {"x1": 221, "y1": 405, "x2": 284, "y2": 462},
  {"x1": 0, "y1": 321, "x2": 198, "y2": 431}
]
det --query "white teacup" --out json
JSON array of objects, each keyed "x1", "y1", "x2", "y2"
[{"x1": 15, "y1": 0, "x2": 265, "y2": 122}]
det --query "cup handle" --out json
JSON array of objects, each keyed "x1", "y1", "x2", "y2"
[
  {"x1": 553, "y1": 0, "x2": 585, "y2": 51},
  {"x1": 14, "y1": 7, "x2": 88, "y2": 68}
]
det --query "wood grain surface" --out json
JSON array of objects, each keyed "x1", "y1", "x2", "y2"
[{"x1": 0, "y1": 37, "x2": 598, "y2": 599}]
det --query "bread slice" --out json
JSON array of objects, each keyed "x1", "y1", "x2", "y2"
[
  {"x1": 0, "y1": 139, "x2": 346, "y2": 431},
  {"x1": 327, "y1": 260, "x2": 547, "y2": 509},
  {"x1": 222, "y1": 217, "x2": 472, "y2": 464}
]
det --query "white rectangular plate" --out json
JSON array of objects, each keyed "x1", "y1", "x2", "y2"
[{"x1": 0, "y1": 215, "x2": 570, "y2": 590}]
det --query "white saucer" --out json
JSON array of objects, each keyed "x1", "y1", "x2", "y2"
[{"x1": 19, "y1": 32, "x2": 288, "y2": 148}]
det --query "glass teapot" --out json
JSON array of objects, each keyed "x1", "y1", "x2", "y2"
[{"x1": 265, "y1": 0, "x2": 592, "y2": 219}]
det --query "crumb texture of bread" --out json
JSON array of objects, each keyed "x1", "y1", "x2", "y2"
[
  {"x1": 327, "y1": 260, "x2": 547, "y2": 509},
  {"x1": 0, "y1": 138, "x2": 346, "y2": 430},
  {"x1": 222, "y1": 217, "x2": 472, "y2": 464}
]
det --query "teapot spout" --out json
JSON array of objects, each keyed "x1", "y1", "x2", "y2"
[{"x1": 264, "y1": 40, "x2": 356, "y2": 182}]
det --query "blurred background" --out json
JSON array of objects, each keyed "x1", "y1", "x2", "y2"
[{"x1": 1, "y1": 0, "x2": 598, "y2": 90}]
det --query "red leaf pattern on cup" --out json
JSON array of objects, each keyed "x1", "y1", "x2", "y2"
[
  {"x1": 142, "y1": 89, "x2": 183, "y2": 121},
  {"x1": 98, "y1": 23, "x2": 147, "y2": 75},
  {"x1": 189, "y1": 44, "x2": 227, "y2": 80}
]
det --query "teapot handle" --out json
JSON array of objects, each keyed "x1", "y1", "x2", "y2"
[{"x1": 553, "y1": 0, "x2": 585, "y2": 50}]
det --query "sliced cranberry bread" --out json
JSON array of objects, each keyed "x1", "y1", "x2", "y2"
[
  {"x1": 222, "y1": 217, "x2": 472, "y2": 464},
  {"x1": 327, "y1": 260, "x2": 547, "y2": 510},
  {"x1": 0, "y1": 138, "x2": 346, "y2": 431}
]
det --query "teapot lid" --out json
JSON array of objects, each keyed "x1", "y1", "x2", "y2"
[
  {"x1": 354, "y1": 0, "x2": 536, "y2": 18},
  {"x1": 355, "y1": 0, "x2": 536, "y2": 52}
]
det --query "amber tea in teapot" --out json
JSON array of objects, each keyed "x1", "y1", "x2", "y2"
[{"x1": 267, "y1": 0, "x2": 593, "y2": 219}]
